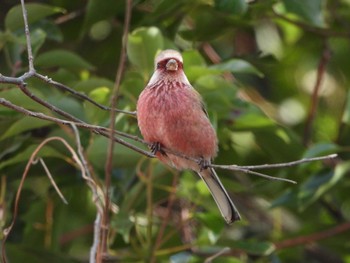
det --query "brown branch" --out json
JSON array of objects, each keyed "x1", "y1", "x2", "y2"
[
  {"x1": 275, "y1": 221, "x2": 350, "y2": 250},
  {"x1": 215, "y1": 154, "x2": 338, "y2": 170},
  {"x1": 303, "y1": 42, "x2": 332, "y2": 145},
  {"x1": 152, "y1": 173, "x2": 179, "y2": 262},
  {"x1": 202, "y1": 43, "x2": 235, "y2": 82},
  {"x1": 34, "y1": 72, "x2": 135, "y2": 116},
  {"x1": 204, "y1": 247, "x2": 231, "y2": 263},
  {"x1": 0, "y1": 72, "x2": 135, "y2": 116},
  {"x1": 69, "y1": 124, "x2": 103, "y2": 263},
  {"x1": 0, "y1": 96, "x2": 339, "y2": 186},
  {"x1": 0, "y1": 98, "x2": 153, "y2": 157},
  {"x1": 18, "y1": 82, "x2": 86, "y2": 123},
  {"x1": 36, "y1": 158, "x2": 68, "y2": 204},
  {"x1": 20, "y1": 0, "x2": 34, "y2": 72},
  {"x1": 101, "y1": 0, "x2": 133, "y2": 260},
  {"x1": 1, "y1": 137, "x2": 90, "y2": 263},
  {"x1": 272, "y1": 11, "x2": 350, "y2": 38}
]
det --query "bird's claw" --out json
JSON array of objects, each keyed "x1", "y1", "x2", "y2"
[
  {"x1": 150, "y1": 142, "x2": 166, "y2": 156},
  {"x1": 198, "y1": 158, "x2": 210, "y2": 172}
]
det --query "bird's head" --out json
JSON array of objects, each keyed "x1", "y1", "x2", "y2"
[
  {"x1": 154, "y1": 49, "x2": 183, "y2": 74},
  {"x1": 146, "y1": 49, "x2": 190, "y2": 88}
]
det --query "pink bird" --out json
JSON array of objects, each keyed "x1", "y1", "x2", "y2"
[{"x1": 137, "y1": 49, "x2": 241, "y2": 224}]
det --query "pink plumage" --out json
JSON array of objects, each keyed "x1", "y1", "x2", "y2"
[{"x1": 137, "y1": 49, "x2": 241, "y2": 224}]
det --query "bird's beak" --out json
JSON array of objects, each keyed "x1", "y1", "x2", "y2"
[{"x1": 166, "y1": 59, "x2": 178, "y2": 71}]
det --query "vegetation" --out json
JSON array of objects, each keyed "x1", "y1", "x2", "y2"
[{"x1": 0, "y1": 0, "x2": 350, "y2": 262}]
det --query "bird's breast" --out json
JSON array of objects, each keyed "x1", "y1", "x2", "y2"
[{"x1": 137, "y1": 81, "x2": 217, "y2": 161}]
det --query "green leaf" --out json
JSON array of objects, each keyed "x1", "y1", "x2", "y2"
[
  {"x1": 196, "y1": 213, "x2": 225, "y2": 235},
  {"x1": 35, "y1": 49, "x2": 95, "y2": 70},
  {"x1": 73, "y1": 77, "x2": 114, "y2": 93},
  {"x1": 272, "y1": 161, "x2": 350, "y2": 210},
  {"x1": 195, "y1": 75, "x2": 237, "y2": 116},
  {"x1": 127, "y1": 27, "x2": 164, "y2": 78},
  {"x1": 30, "y1": 28, "x2": 47, "y2": 56},
  {"x1": 215, "y1": 0, "x2": 248, "y2": 15},
  {"x1": 87, "y1": 136, "x2": 141, "y2": 170},
  {"x1": 302, "y1": 143, "x2": 340, "y2": 158},
  {"x1": 210, "y1": 59, "x2": 264, "y2": 77},
  {"x1": 110, "y1": 211, "x2": 134, "y2": 243},
  {"x1": 342, "y1": 89, "x2": 350, "y2": 125},
  {"x1": 6, "y1": 245, "x2": 76, "y2": 263},
  {"x1": 185, "y1": 66, "x2": 222, "y2": 83},
  {"x1": 282, "y1": 0, "x2": 325, "y2": 27},
  {"x1": 1, "y1": 117, "x2": 52, "y2": 140},
  {"x1": 253, "y1": 128, "x2": 303, "y2": 161},
  {"x1": 0, "y1": 88, "x2": 49, "y2": 112},
  {"x1": 234, "y1": 240, "x2": 275, "y2": 256},
  {"x1": 233, "y1": 110, "x2": 275, "y2": 130},
  {"x1": 85, "y1": 87, "x2": 110, "y2": 124},
  {"x1": 0, "y1": 31, "x2": 9, "y2": 51},
  {"x1": 83, "y1": 0, "x2": 121, "y2": 35},
  {"x1": 35, "y1": 19, "x2": 63, "y2": 42},
  {"x1": 5, "y1": 3, "x2": 65, "y2": 32},
  {"x1": 89, "y1": 87, "x2": 110, "y2": 104},
  {"x1": 182, "y1": 50, "x2": 207, "y2": 67},
  {"x1": 0, "y1": 144, "x2": 66, "y2": 171}
]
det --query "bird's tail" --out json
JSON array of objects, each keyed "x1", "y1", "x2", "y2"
[{"x1": 197, "y1": 168, "x2": 241, "y2": 224}]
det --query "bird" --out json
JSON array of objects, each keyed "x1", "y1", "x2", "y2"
[{"x1": 136, "y1": 49, "x2": 241, "y2": 224}]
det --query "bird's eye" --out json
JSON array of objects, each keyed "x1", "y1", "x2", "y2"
[{"x1": 157, "y1": 63, "x2": 161, "y2": 69}]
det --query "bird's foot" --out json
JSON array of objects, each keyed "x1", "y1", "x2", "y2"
[
  {"x1": 150, "y1": 142, "x2": 166, "y2": 156},
  {"x1": 198, "y1": 158, "x2": 210, "y2": 172}
]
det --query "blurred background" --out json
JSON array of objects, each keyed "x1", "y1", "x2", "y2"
[{"x1": 0, "y1": 0, "x2": 350, "y2": 262}]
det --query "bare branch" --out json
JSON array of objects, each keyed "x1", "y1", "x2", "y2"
[
  {"x1": 70, "y1": 124, "x2": 104, "y2": 263},
  {"x1": 275, "y1": 221, "x2": 350, "y2": 250},
  {"x1": 204, "y1": 247, "x2": 231, "y2": 263},
  {"x1": 0, "y1": 98, "x2": 154, "y2": 157},
  {"x1": 303, "y1": 42, "x2": 332, "y2": 145},
  {"x1": 214, "y1": 154, "x2": 338, "y2": 170},
  {"x1": 102, "y1": 0, "x2": 133, "y2": 258},
  {"x1": 272, "y1": 10, "x2": 350, "y2": 38},
  {"x1": 34, "y1": 72, "x2": 136, "y2": 116},
  {"x1": 1, "y1": 136, "x2": 93, "y2": 263},
  {"x1": 90, "y1": 213, "x2": 101, "y2": 263},
  {"x1": 0, "y1": 96, "x2": 338, "y2": 186},
  {"x1": 20, "y1": 0, "x2": 35, "y2": 72},
  {"x1": 36, "y1": 158, "x2": 68, "y2": 204}
]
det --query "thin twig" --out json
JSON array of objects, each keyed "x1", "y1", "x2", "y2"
[
  {"x1": 0, "y1": 98, "x2": 153, "y2": 157},
  {"x1": 18, "y1": 82, "x2": 89, "y2": 123},
  {"x1": 90, "y1": 213, "x2": 101, "y2": 263},
  {"x1": 1, "y1": 137, "x2": 87, "y2": 263},
  {"x1": 70, "y1": 124, "x2": 94, "y2": 181},
  {"x1": 303, "y1": 42, "x2": 332, "y2": 145},
  {"x1": 70, "y1": 123, "x2": 103, "y2": 263},
  {"x1": 214, "y1": 167, "x2": 298, "y2": 184},
  {"x1": 275, "y1": 221, "x2": 350, "y2": 250},
  {"x1": 0, "y1": 96, "x2": 338, "y2": 185},
  {"x1": 34, "y1": 72, "x2": 136, "y2": 116},
  {"x1": 151, "y1": 173, "x2": 179, "y2": 263},
  {"x1": 20, "y1": 0, "x2": 35, "y2": 72},
  {"x1": 70, "y1": 123, "x2": 105, "y2": 208},
  {"x1": 213, "y1": 154, "x2": 338, "y2": 170},
  {"x1": 101, "y1": 0, "x2": 133, "y2": 259},
  {"x1": 202, "y1": 43, "x2": 235, "y2": 82},
  {"x1": 37, "y1": 158, "x2": 68, "y2": 204},
  {"x1": 272, "y1": 10, "x2": 350, "y2": 38},
  {"x1": 204, "y1": 247, "x2": 231, "y2": 263}
]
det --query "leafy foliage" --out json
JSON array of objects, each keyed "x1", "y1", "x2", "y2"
[{"x1": 1, "y1": 0, "x2": 350, "y2": 262}]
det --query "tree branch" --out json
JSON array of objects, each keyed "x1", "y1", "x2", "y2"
[
  {"x1": 275, "y1": 221, "x2": 350, "y2": 250},
  {"x1": 20, "y1": 0, "x2": 35, "y2": 72},
  {"x1": 303, "y1": 42, "x2": 332, "y2": 145},
  {"x1": 101, "y1": 0, "x2": 133, "y2": 259}
]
